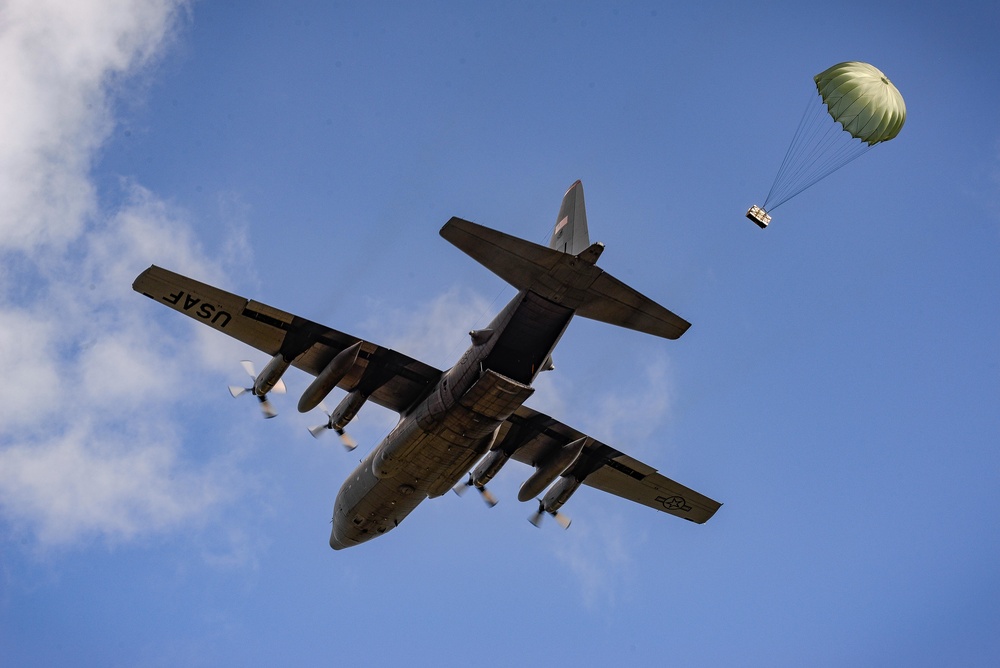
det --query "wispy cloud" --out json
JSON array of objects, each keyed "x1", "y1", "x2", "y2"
[
  {"x1": 0, "y1": 0, "x2": 248, "y2": 549},
  {"x1": 585, "y1": 353, "x2": 677, "y2": 457},
  {"x1": 360, "y1": 285, "x2": 496, "y2": 370},
  {"x1": 542, "y1": 356, "x2": 674, "y2": 608},
  {"x1": 550, "y1": 504, "x2": 638, "y2": 611}
]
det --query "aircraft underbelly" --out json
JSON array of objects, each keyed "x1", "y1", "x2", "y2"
[
  {"x1": 330, "y1": 368, "x2": 534, "y2": 549},
  {"x1": 330, "y1": 291, "x2": 574, "y2": 549},
  {"x1": 481, "y1": 290, "x2": 573, "y2": 384}
]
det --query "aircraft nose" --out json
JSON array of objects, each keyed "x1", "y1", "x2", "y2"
[
  {"x1": 329, "y1": 525, "x2": 348, "y2": 550},
  {"x1": 329, "y1": 518, "x2": 356, "y2": 551}
]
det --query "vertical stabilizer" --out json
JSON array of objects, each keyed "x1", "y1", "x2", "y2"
[{"x1": 549, "y1": 180, "x2": 590, "y2": 255}]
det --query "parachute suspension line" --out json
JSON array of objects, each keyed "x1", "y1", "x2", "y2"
[
  {"x1": 771, "y1": 140, "x2": 873, "y2": 212},
  {"x1": 763, "y1": 91, "x2": 820, "y2": 209},
  {"x1": 764, "y1": 91, "x2": 845, "y2": 209},
  {"x1": 774, "y1": 123, "x2": 866, "y2": 208},
  {"x1": 763, "y1": 92, "x2": 873, "y2": 212}
]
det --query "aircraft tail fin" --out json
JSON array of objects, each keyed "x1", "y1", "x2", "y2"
[
  {"x1": 549, "y1": 180, "x2": 590, "y2": 255},
  {"x1": 439, "y1": 182, "x2": 690, "y2": 340}
]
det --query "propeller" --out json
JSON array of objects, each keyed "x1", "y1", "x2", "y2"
[
  {"x1": 452, "y1": 474, "x2": 498, "y2": 507},
  {"x1": 228, "y1": 360, "x2": 286, "y2": 419},
  {"x1": 308, "y1": 401, "x2": 358, "y2": 451},
  {"x1": 528, "y1": 500, "x2": 571, "y2": 529}
]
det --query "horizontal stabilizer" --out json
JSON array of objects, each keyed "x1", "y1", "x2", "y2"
[
  {"x1": 440, "y1": 218, "x2": 690, "y2": 340},
  {"x1": 574, "y1": 271, "x2": 691, "y2": 340}
]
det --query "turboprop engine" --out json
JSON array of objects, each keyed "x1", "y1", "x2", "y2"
[
  {"x1": 307, "y1": 388, "x2": 368, "y2": 450},
  {"x1": 529, "y1": 475, "x2": 583, "y2": 529},
  {"x1": 228, "y1": 354, "x2": 290, "y2": 418},
  {"x1": 453, "y1": 428, "x2": 506, "y2": 506},
  {"x1": 253, "y1": 354, "x2": 290, "y2": 395}
]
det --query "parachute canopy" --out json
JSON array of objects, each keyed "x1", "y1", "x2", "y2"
[
  {"x1": 814, "y1": 61, "x2": 906, "y2": 146},
  {"x1": 748, "y1": 61, "x2": 907, "y2": 227}
]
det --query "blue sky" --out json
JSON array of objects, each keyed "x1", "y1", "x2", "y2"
[{"x1": 1, "y1": 1, "x2": 998, "y2": 666}]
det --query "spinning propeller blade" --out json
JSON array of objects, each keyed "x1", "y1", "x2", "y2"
[
  {"x1": 308, "y1": 402, "x2": 357, "y2": 450},
  {"x1": 528, "y1": 500, "x2": 571, "y2": 529},
  {"x1": 308, "y1": 402, "x2": 332, "y2": 439},
  {"x1": 258, "y1": 395, "x2": 278, "y2": 419},
  {"x1": 478, "y1": 486, "x2": 499, "y2": 508},
  {"x1": 453, "y1": 473, "x2": 498, "y2": 507},
  {"x1": 230, "y1": 360, "x2": 281, "y2": 418},
  {"x1": 336, "y1": 429, "x2": 358, "y2": 451},
  {"x1": 528, "y1": 501, "x2": 545, "y2": 528}
]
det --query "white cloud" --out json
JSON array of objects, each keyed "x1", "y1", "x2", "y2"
[
  {"x1": 0, "y1": 306, "x2": 62, "y2": 430},
  {"x1": 0, "y1": 0, "x2": 186, "y2": 251},
  {"x1": 0, "y1": 424, "x2": 228, "y2": 546},
  {"x1": 0, "y1": 0, "x2": 249, "y2": 549}
]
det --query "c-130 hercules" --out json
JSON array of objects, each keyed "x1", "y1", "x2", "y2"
[{"x1": 133, "y1": 181, "x2": 721, "y2": 549}]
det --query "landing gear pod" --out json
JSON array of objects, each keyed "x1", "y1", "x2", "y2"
[{"x1": 746, "y1": 205, "x2": 771, "y2": 229}]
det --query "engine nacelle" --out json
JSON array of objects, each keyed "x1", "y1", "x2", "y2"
[
  {"x1": 327, "y1": 388, "x2": 367, "y2": 432},
  {"x1": 298, "y1": 341, "x2": 362, "y2": 413},
  {"x1": 471, "y1": 449, "x2": 511, "y2": 488},
  {"x1": 254, "y1": 353, "x2": 291, "y2": 396},
  {"x1": 518, "y1": 437, "x2": 587, "y2": 502},
  {"x1": 541, "y1": 475, "x2": 583, "y2": 513},
  {"x1": 469, "y1": 429, "x2": 507, "y2": 487}
]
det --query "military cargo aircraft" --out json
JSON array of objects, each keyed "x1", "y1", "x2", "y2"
[{"x1": 133, "y1": 181, "x2": 721, "y2": 549}]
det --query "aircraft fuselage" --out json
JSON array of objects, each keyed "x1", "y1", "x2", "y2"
[{"x1": 329, "y1": 289, "x2": 573, "y2": 549}]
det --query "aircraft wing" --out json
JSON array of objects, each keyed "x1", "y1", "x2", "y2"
[
  {"x1": 500, "y1": 404, "x2": 721, "y2": 523},
  {"x1": 132, "y1": 265, "x2": 442, "y2": 413}
]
